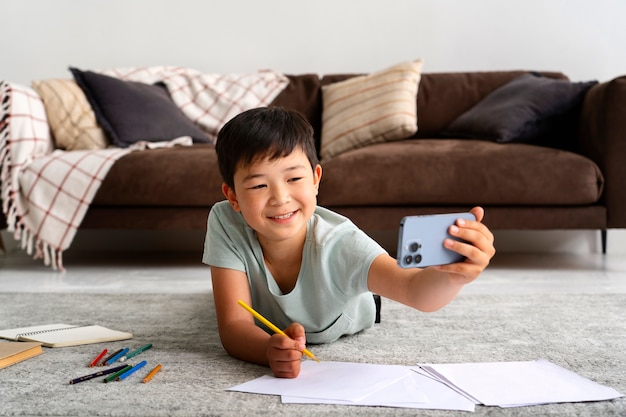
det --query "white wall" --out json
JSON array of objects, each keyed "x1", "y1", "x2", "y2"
[
  {"x1": 2, "y1": 0, "x2": 626, "y2": 254},
  {"x1": 3, "y1": 0, "x2": 626, "y2": 84}
]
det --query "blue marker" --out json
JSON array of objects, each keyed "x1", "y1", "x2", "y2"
[
  {"x1": 105, "y1": 348, "x2": 129, "y2": 365},
  {"x1": 117, "y1": 360, "x2": 148, "y2": 381}
]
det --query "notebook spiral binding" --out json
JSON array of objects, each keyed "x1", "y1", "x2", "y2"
[{"x1": 14, "y1": 325, "x2": 82, "y2": 340}]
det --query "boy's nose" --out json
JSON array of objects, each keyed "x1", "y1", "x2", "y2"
[{"x1": 269, "y1": 186, "x2": 291, "y2": 206}]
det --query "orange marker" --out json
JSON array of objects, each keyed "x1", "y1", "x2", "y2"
[{"x1": 142, "y1": 364, "x2": 162, "y2": 383}]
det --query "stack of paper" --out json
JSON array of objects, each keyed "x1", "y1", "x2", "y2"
[
  {"x1": 228, "y1": 359, "x2": 623, "y2": 412},
  {"x1": 419, "y1": 359, "x2": 623, "y2": 408}
]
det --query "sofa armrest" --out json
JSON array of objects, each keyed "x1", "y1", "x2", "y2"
[{"x1": 578, "y1": 75, "x2": 626, "y2": 228}]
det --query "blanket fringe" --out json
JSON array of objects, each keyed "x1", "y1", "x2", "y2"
[
  {"x1": 10, "y1": 219, "x2": 64, "y2": 271},
  {"x1": 0, "y1": 82, "x2": 10, "y2": 217},
  {"x1": 1, "y1": 81, "x2": 65, "y2": 271},
  {"x1": 39, "y1": 241, "x2": 62, "y2": 271}
]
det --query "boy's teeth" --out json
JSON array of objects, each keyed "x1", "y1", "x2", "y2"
[{"x1": 274, "y1": 212, "x2": 293, "y2": 219}]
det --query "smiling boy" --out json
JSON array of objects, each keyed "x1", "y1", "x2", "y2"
[{"x1": 203, "y1": 107, "x2": 495, "y2": 378}]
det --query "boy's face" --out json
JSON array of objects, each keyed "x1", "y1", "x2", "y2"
[{"x1": 222, "y1": 148, "x2": 322, "y2": 247}]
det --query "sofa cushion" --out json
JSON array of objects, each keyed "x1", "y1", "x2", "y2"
[
  {"x1": 318, "y1": 139, "x2": 603, "y2": 206},
  {"x1": 270, "y1": 73, "x2": 323, "y2": 153},
  {"x1": 270, "y1": 74, "x2": 321, "y2": 128},
  {"x1": 321, "y1": 71, "x2": 569, "y2": 140},
  {"x1": 70, "y1": 68, "x2": 211, "y2": 148},
  {"x1": 31, "y1": 79, "x2": 109, "y2": 150},
  {"x1": 92, "y1": 144, "x2": 224, "y2": 207},
  {"x1": 319, "y1": 60, "x2": 422, "y2": 161},
  {"x1": 441, "y1": 74, "x2": 597, "y2": 144}
]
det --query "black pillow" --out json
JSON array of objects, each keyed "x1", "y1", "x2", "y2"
[
  {"x1": 442, "y1": 74, "x2": 597, "y2": 144},
  {"x1": 70, "y1": 67, "x2": 210, "y2": 147}
]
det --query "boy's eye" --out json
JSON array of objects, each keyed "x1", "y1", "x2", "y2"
[
  {"x1": 249, "y1": 184, "x2": 266, "y2": 190},
  {"x1": 288, "y1": 177, "x2": 303, "y2": 183}
]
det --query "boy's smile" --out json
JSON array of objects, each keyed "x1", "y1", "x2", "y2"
[
  {"x1": 223, "y1": 148, "x2": 322, "y2": 250},
  {"x1": 269, "y1": 210, "x2": 298, "y2": 222}
]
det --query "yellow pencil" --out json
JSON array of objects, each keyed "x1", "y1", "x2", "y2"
[
  {"x1": 237, "y1": 299, "x2": 320, "y2": 362},
  {"x1": 142, "y1": 364, "x2": 162, "y2": 383}
]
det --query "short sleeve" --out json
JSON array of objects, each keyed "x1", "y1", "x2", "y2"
[{"x1": 202, "y1": 201, "x2": 249, "y2": 272}]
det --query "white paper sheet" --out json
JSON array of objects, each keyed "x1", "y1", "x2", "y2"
[
  {"x1": 421, "y1": 358, "x2": 624, "y2": 407},
  {"x1": 228, "y1": 361, "x2": 414, "y2": 402},
  {"x1": 227, "y1": 358, "x2": 622, "y2": 411},
  {"x1": 282, "y1": 367, "x2": 476, "y2": 411}
]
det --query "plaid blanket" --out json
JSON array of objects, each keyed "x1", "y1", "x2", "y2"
[
  {"x1": 0, "y1": 68, "x2": 288, "y2": 270},
  {"x1": 101, "y1": 66, "x2": 289, "y2": 142}
]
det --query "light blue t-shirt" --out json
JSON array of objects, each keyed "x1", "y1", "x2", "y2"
[{"x1": 203, "y1": 201, "x2": 387, "y2": 344}]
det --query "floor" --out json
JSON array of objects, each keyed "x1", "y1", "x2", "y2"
[{"x1": 1, "y1": 247, "x2": 626, "y2": 296}]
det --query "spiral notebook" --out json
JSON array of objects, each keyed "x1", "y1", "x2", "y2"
[{"x1": 0, "y1": 324, "x2": 133, "y2": 347}]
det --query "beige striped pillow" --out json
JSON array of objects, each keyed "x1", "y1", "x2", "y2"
[
  {"x1": 32, "y1": 79, "x2": 109, "y2": 150},
  {"x1": 320, "y1": 59, "x2": 422, "y2": 160}
]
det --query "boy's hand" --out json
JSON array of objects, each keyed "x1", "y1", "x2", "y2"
[
  {"x1": 266, "y1": 322, "x2": 306, "y2": 378},
  {"x1": 435, "y1": 206, "x2": 495, "y2": 282}
]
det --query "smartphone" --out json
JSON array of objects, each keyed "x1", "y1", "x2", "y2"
[{"x1": 397, "y1": 212, "x2": 476, "y2": 268}]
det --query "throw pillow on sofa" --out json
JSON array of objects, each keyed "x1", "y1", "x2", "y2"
[
  {"x1": 31, "y1": 79, "x2": 109, "y2": 151},
  {"x1": 70, "y1": 67, "x2": 211, "y2": 148},
  {"x1": 442, "y1": 73, "x2": 597, "y2": 144},
  {"x1": 320, "y1": 59, "x2": 423, "y2": 160}
]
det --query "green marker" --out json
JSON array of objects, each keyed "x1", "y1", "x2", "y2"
[
  {"x1": 120, "y1": 343, "x2": 153, "y2": 362},
  {"x1": 103, "y1": 365, "x2": 132, "y2": 383}
]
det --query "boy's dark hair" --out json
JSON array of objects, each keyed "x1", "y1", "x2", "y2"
[{"x1": 215, "y1": 107, "x2": 319, "y2": 189}]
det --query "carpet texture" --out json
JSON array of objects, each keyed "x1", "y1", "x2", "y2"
[{"x1": 0, "y1": 292, "x2": 624, "y2": 416}]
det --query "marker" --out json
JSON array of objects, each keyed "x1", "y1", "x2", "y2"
[
  {"x1": 142, "y1": 364, "x2": 162, "y2": 383},
  {"x1": 103, "y1": 365, "x2": 132, "y2": 383},
  {"x1": 237, "y1": 299, "x2": 320, "y2": 362},
  {"x1": 120, "y1": 343, "x2": 152, "y2": 362},
  {"x1": 69, "y1": 365, "x2": 127, "y2": 385},
  {"x1": 117, "y1": 360, "x2": 147, "y2": 381},
  {"x1": 105, "y1": 348, "x2": 129, "y2": 366},
  {"x1": 99, "y1": 348, "x2": 123, "y2": 366},
  {"x1": 89, "y1": 348, "x2": 108, "y2": 367}
]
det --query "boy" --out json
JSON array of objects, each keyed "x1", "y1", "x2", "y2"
[{"x1": 203, "y1": 107, "x2": 495, "y2": 378}]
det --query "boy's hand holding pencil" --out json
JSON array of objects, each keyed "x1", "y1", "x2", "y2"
[{"x1": 238, "y1": 300, "x2": 319, "y2": 378}]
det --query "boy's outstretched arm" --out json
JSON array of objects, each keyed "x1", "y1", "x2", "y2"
[
  {"x1": 211, "y1": 266, "x2": 305, "y2": 378},
  {"x1": 368, "y1": 207, "x2": 495, "y2": 312}
]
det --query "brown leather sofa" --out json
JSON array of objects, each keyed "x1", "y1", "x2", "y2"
[{"x1": 12, "y1": 70, "x2": 625, "y2": 254}]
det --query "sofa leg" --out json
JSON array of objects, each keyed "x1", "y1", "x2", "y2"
[{"x1": 601, "y1": 229, "x2": 607, "y2": 254}]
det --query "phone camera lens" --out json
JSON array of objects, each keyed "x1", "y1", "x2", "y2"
[
  {"x1": 404, "y1": 255, "x2": 414, "y2": 265},
  {"x1": 409, "y1": 242, "x2": 421, "y2": 252},
  {"x1": 414, "y1": 254, "x2": 422, "y2": 264}
]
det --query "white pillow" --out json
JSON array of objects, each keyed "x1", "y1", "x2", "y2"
[{"x1": 320, "y1": 59, "x2": 423, "y2": 160}]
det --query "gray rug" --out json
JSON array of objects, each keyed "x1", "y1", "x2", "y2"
[{"x1": 0, "y1": 292, "x2": 624, "y2": 417}]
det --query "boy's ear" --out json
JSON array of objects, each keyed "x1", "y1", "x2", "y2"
[
  {"x1": 313, "y1": 164, "x2": 322, "y2": 194},
  {"x1": 222, "y1": 183, "x2": 241, "y2": 212}
]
